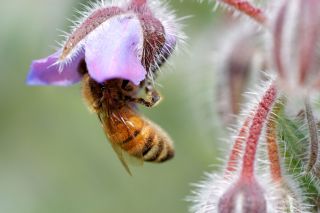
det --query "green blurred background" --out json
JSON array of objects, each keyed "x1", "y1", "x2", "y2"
[{"x1": 0, "y1": 1, "x2": 224, "y2": 212}]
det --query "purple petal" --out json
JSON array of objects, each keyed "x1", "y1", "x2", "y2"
[
  {"x1": 26, "y1": 49, "x2": 84, "y2": 86},
  {"x1": 85, "y1": 14, "x2": 146, "y2": 85}
]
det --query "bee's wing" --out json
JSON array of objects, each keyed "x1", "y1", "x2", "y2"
[
  {"x1": 110, "y1": 141, "x2": 144, "y2": 175},
  {"x1": 110, "y1": 142, "x2": 132, "y2": 175},
  {"x1": 98, "y1": 110, "x2": 143, "y2": 175}
]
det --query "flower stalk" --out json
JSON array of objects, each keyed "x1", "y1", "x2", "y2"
[
  {"x1": 241, "y1": 83, "x2": 277, "y2": 179},
  {"x1": 224, "y1": 116, "x2": 250, "y2": 177},
  {"x1": 305, "y1": 98, "x2": 319, "y2": 173},
  {"x1": 218, "y1": 0, "x2": 267, "y2": 25},
  {"x1": 132, "y1": 0, "x2": 147, "y2": 7},
  {"x1": 266, "y1": 102, "x2": 282, "y2": 182},
  {"x1": 218, "y1": 82, "x2": 277, "y2": 213}
]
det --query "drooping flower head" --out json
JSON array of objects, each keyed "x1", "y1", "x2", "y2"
[{"x1": 26, "y1": 0, "x2": 181, "y2": 86}]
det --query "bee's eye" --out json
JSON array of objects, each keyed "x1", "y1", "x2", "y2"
[
  {"x1": 121, "y1": 80, "x2": 130, "y2": 89},
  {"x1": 77, "y1": 60, "x2": 88, "y2": 76}
]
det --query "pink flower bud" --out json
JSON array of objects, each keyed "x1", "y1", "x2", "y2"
[
  {"x1": 216, "y1": 23, "x2": 267, "y2": 126},
  {"x1": 218, "y1": 82, "x2": 276, "y2": 213},
  {"x1": 218, "y1": 178, "x2": 267, "y2": 213},
  {"x1": 272, "y1": 0, "x2": 320, "y2": 93}
]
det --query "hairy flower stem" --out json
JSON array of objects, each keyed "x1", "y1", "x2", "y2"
[
  {"x1": 241, "y1": 83, "x2": 277, "y2": 179},
  {"x1": 219, "y1": 0, "x2": 267, "y2": 25},
  {"x1": 305, "y1": 97, "x2": 319, "y2": 172},
  {"x1": 266, "y1": 102, "x2": 282, "y2": 182},
  {"x1": 131, "y1": 0, "x2": 147, "y2": 6},
  {"x1": 298, "y1": 0, "x2": 320, "y2": 85},
  {"x1": 225, "y1": 117, "x2": 251, "y2": 177},
  {"x1": 218, "y1": 84, "x2": 276, "y2": 213},
  {"x1": 273, "y1": 3, "x2": 287, "y2": 80}
]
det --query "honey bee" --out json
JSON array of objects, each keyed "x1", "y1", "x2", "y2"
[{"x1": 81, "y1": 73, "x2": 174, "y2": 174}]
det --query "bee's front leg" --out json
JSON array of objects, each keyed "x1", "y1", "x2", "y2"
[
  {"x1": 125, "y1": 84, "x2": 162, "y2": 108},
  {"x1": 142, "y1": 86, "x2": 161, "y2": 107}
]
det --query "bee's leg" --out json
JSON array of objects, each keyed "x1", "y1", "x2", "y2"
[
  {"x1": 97, "y1": 113, "x2": 103, "y2": 123},
  {"x1": 143, "y1": 83, "x2": 162, "y2": 107},
  {"x1": 121, "y1": 80, "x2": 135, "y2": 92},
  {"x1": 125, "y1": 85, "x2": 161, "y2": 108}
]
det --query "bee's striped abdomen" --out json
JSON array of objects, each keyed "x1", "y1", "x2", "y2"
[
  {"x1": 118, "y1": 116, "x2": 174, "y2": 163},
  {"x1": 141, "y1": 120, "x2": 174, "y2": 163},
  {"x1": 143, "y1": 136, "x2": 164, "y2": 162}
]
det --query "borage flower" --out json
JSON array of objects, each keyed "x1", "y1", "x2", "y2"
[{"x1": 26, "y1": 0, "x2": 181, "y2": 86}]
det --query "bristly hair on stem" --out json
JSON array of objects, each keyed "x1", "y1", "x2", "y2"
[
  {"x1": 266, "y1": 101, "x2": 283, "y2": 182},
  {"x1": 218, "y1": 81, "x2": 278, "y2": 213},
  {"x1": 241, "y1": 83, "x2": 277, "y2": 179},
  {"x1": 224, "y1": 116, "x2": 251, "y2": 178},
  {"x1": 204, "y1": 0, "x2": 268, "y2": 25},
  {"x1": 220, "y1": 0, "x2": 267, "y2": 25},
  {"x1": 304, "y1": 97, "x2": 319, "y2": 173},
  {"x1": 132, "y1": 0, "x2": 147, "y2": 6}
]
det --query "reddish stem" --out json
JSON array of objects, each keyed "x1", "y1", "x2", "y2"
[
  {"x1": 221, "y1": 0, "x2": 267, "y2": 25},
  {"x1": 266, "y1": 103, "x2": 282, "y2": 182},
  {"x1": 273, "y1": 3, "x2": 287, "y2": 79},
  {"x1": 225, "y1": 116, "x2": 251, "y2": 177},
  {"x1": 131, "y1": 0, "x2": 147, "y2": 7},
  {"x1": 241, "y1": 83, "x2": 277, "y2": 179},
  {"x1": 298, "y1": 0, "x2": 319, "y2": 85},
  {"x1": 311, "y1": 74, "x2": 320, "y2": 89},
  {"x1": 305, "y1": 98, "x2": 319, "y2": 172}
]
